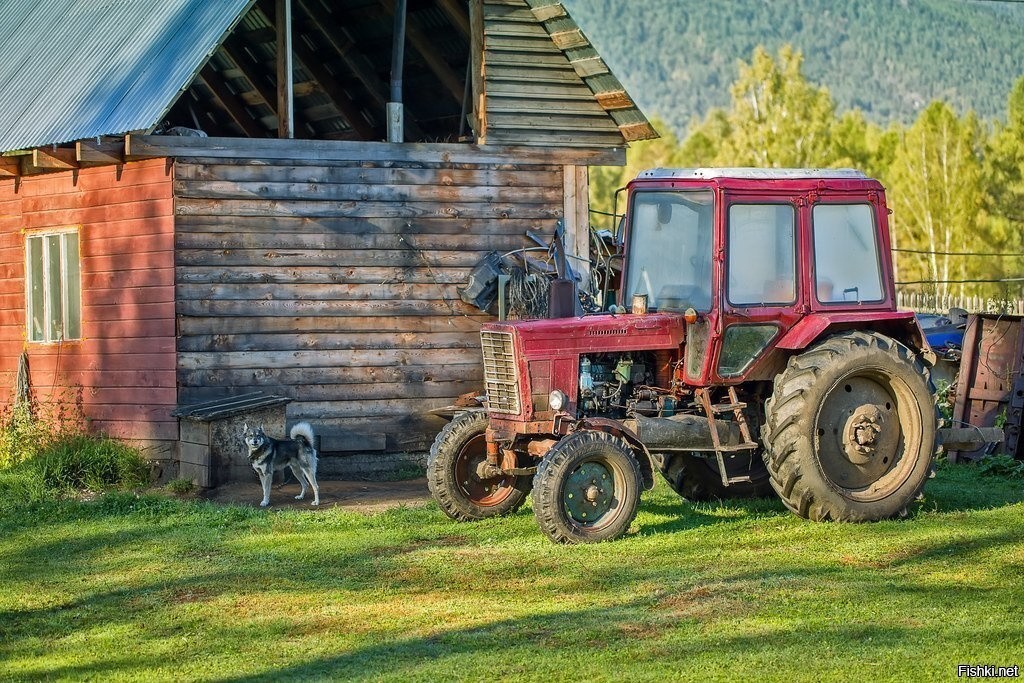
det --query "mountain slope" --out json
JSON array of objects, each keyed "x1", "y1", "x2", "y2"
[{"x1": 563, "y1": 0, "x2": 1024, "y2": 132}]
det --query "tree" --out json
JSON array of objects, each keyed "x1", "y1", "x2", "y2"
[
  {"x1": 886, "y1": 102, "x2": 984, "y2": 298},
  {"x1": 981, "y1": 76, "x2": 1024, "y2": 299},
  {"x1": 711, "y1": 45, "x2": 838, "y2": 167}
]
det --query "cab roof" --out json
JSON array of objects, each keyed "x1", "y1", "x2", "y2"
[{"x1": 637, "y1": 168, "x2": 868, "y2": 180}]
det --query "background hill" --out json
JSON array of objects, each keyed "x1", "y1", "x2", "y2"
[{"x1": 563, "y1": 0, "x2": 1024, "y2": 133}]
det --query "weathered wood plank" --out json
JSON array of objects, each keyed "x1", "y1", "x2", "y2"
[
  {"x1": 172, "y1": 179, "x2": 563, "y2": 203},
  {"x1": 83, "y1": 267, "x2": 175, "y2": 289},
  {"x1": 173, "y1": 163, "x2": 562, "y2": 187},
  {"x1": 177, "y1": 282, "x2": 461, "y2": 302},
  {"x1": 174, "y1": 197, "x2": 562, "y2": 220},
  {"x1": 174, "y1": 231, "x2": 544, "y2": 252},
  {"x1": 178, "y1": 347, "x2": 482, "y2": 370},
  {"x1": 177, "y1": 363, "x2": 481, "y2": 388},
  {"x1": 175, "y1": 248, "x2": 488, "y2": 268},
  {"x1": 176, "y1": 297, "x2": 483, "y2": 317},
  {"x1": 174, "y1": 214, "x2": 555, "y2": 236},
  {"x1": 87, "y1": 285, "x2": 176, "y2": 306},
  {"x1": 124, "y1": 135, "x2": 626, "y2": 166},
  {"x1": 176, "y1": 314, "x2": 486, "y2": 335},
  {"x1": 178, "y1": 379, "x2": 482, "y2": 403},
  {"x1": 91, "y1": 420, "x2": 179, "y2": 442},
  {"x1": 175, "y1": 265, "x2": 472, "y2": 286},
  {"x1": 176, "y1": 331, "x2": 481, "y2": 352},
  {"x1": 22, "y1": 199, "x2": 173, "y2": 230},
  {"x1": 18, "y1": 182, "x2": 171, "y2": 213}
]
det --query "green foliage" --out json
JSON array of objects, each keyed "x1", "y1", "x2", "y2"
[
  {"x1": 165, "y1": 478, "x2": 196, "y2": 495},
  {"x1": 887, "y1": 102, "x2": 986, "y2": 297},
  {"x1": 0, "y1": 395, "x2": 149, "y2": 505},
  {"x1": 0, "y1": 435, "x2": 149, "y2": 504},
  {"x1": 977, "y1": 454, "x2": 1024, "y2": 479},
  {"x1": 563, "y1": 0, "x2": 1024, "y2": 134}
]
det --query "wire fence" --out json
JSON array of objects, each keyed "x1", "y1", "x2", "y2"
[{"x1": 896, "y1": 291, "x2": 1024, "y2": 315}]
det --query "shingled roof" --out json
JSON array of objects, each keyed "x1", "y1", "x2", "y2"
[{"x1": 0, "y1": 0, "x2": 655, "y2": 154}]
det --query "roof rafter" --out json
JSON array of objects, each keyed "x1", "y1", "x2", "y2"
[
  {"x1": 377, "y1": 0, "x2": 465, "y2": 104},
  {"x1": 199, "y1": 66, "x2": 267, "y2": 138},
  {"x1": 295, "y1": 0, "x2": 426, "y2": 140}
]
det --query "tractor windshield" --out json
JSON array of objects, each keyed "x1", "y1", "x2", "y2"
[{"x1": 624, "y1": 190, "x2": 714, "y2": 312}]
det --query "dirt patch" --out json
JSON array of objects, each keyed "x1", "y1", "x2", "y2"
[{"x1": 199, "y1": 477, "x2": 431, "y2": 513}]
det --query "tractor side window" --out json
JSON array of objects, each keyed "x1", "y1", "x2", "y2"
[
  {"x1": 624, "y1": 190, "x2": 714, "y2": 312},
  {"x1": 727, "y1": 204, "x2": 796, "y2": 306},
  {"x1": 718, "y1": 324, "x2": 778, "y2": 376},
  {"x1": 813, "y1": 204, "x2": 884, "y2": 303}
]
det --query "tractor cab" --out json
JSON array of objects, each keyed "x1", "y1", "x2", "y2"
[{"x1": 618, "y1": 168, "x2": 917, "y2": 386}]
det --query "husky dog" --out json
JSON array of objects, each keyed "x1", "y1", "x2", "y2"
[{"x1": 242, "y1": 422, "x2": 320, "y2": 507}]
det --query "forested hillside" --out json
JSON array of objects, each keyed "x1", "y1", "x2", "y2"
[{"x1": 564, "y1": 0, "x2": 1024, "y2": 132}]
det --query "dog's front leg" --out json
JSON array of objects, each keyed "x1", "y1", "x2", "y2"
[
  {"x1": 290, "y1": 464, "x2": 308, "y2": 500},
  {"x1": 259, "y1": 471, "x2": 273, "y2": 507}
]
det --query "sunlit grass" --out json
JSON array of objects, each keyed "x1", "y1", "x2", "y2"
[{"x1": 1, "y1": 465, "x2": 1022, "y2": 681}]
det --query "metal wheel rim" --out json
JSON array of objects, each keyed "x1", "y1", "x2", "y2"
[
  {"x1": 561, "y1": 456, "x2": 625, "y2": 530},
  {"x1": 813, "y1": 367, "x2": 922, "y2": 502},
  {"x1": 453, "y1": 433, "x2": 517, "y2": 507}
]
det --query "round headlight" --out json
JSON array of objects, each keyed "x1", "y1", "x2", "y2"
[{"x1": 549, "y1": 389, "x2": 567, "y2": 411}]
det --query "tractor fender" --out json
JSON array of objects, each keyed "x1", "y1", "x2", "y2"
[
  {"x1": 574, "y1": 417, "x2": 656, "y2": 491},
  {"x1": 775, "y1": 312, "x2": 936, "y2": 366}
]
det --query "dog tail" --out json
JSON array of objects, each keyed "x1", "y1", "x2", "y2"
[{"x1": 290, "y1": 421, "x2": 316, "y2": 447}]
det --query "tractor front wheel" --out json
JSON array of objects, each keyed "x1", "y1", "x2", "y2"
[
  {"x1": 533, "y1": 431, "x2": 642, "y2": 543},
  {"x1": 427, "y1": 411, "x2": 529, "y2": 521},
  {"x1": 761, "y1": 331, "x2": 935, "y2": 521}
]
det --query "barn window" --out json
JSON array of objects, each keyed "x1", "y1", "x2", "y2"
[{"x1": 26, "y1": 230, "x2": 81, "y2": 343}]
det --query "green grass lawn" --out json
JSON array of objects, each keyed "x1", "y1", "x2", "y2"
[{"x1": 2, "y1": 464, "x2": 1022, "y2": 682}]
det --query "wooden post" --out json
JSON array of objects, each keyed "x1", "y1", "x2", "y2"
[
  {"x1": 562, "y1": 165, "x2": 590, "y2": 283},
  {"x1": 276, "y1": 0, "x2": 294, "y2": 138},
  {"x1": 468, "y1": 0, "x2": 486, "y2": 141}
]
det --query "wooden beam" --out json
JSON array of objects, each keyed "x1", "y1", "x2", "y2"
[
  {"x1": 276, "y1": 0, "x2": 295, "y2": 138},
  {"x1": 0, "y1": 156, "x2": 19, "y2": 177},
  {"x1": 199, "y1": 66, "x2": 267, "y2": 138},
  {"x1": 255, "y1": 1, "x2": 376, "y2": 141},
  {"x1": 124, "y1": 134, "x2": 627, "y2": 166},
  {"x1": 295, "y1": 0, "x2": 425, "y2": 139},
  {"x1": 378, "y1": 0, "x2": 464, "y2": 103},
  {"x1": 23, "y1": 147, "x2": 78, "y2": 174},
  {"x1": 435, "y1": 0, "x2": 470, "y2": 36},
  {"x1": 221, "y1": 42, "x2": 279, "y2": 115},
  {"x1": 291, "y1": 42, "x2": 377, "y2": 140},
  {"x1": 469, "y1": 0, "x2": 486, "y2": 141},
  {"x1": 76, "y1": 138, "x2": 125, "y2": 167}
]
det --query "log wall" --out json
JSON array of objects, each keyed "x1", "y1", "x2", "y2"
[
  {"x1": 0, "y1": 160, "x2": 177, "y2": 457},
  {"x1": 173, "y1": 156, "x2": 573, "y2": 453}
]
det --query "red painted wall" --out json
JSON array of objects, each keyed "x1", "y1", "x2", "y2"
[{"x1": 0, "y1": 159, "x2": 177, "y2": 454}]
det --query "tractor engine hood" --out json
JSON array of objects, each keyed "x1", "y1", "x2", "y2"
[{"x1": 482, "y1": 312, "x2": 685, "y2": 360}]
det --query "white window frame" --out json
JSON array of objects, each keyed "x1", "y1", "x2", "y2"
[{"x1": 25, "y1": 228, "x2": 81, "y2": 343}]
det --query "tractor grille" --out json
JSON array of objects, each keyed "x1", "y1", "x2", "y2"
[{"x1": 481, "y1": 331, "x2": 521, "y2": 415}]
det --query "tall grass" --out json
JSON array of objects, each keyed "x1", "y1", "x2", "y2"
[{"x1": 0, "y1": 395, "x2": 149, "y2": 505}]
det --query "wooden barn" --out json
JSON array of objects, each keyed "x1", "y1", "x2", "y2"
[{"x1": 0, "y1": 0, "x2": 655, "y2": 480}]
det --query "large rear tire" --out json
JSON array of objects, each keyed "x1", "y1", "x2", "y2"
[
  {"x1": 655, "y1": 452, "x2": 773, "y2": 501},
  {"x1": 761, "y1": 331, "x2": 935, "y2": 521},
  {"x1": 533, "y1": 431, "x2": 642, "y2": 543},
  {"x1": 427, "y1": 411, "x2": 529, "y2": 521}
]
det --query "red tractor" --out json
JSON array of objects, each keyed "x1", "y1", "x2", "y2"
[{"x1": 428, "y1": 168, "x2": 950, "y2": 543}]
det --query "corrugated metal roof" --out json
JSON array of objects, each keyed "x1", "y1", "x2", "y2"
[{"x1": 0, "y1": 0, "x2": 254, "y2": 153}]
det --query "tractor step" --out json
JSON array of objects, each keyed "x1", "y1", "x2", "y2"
[
  {"x1": 726, "y1": 476, "x2": 753, "y2": 484},
  {"x1": 710, "y1": 402, "x2": 747, "y2": 413},
  {"x1": 716, "y1": 443, "x2": 759, "y2": 452}
]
